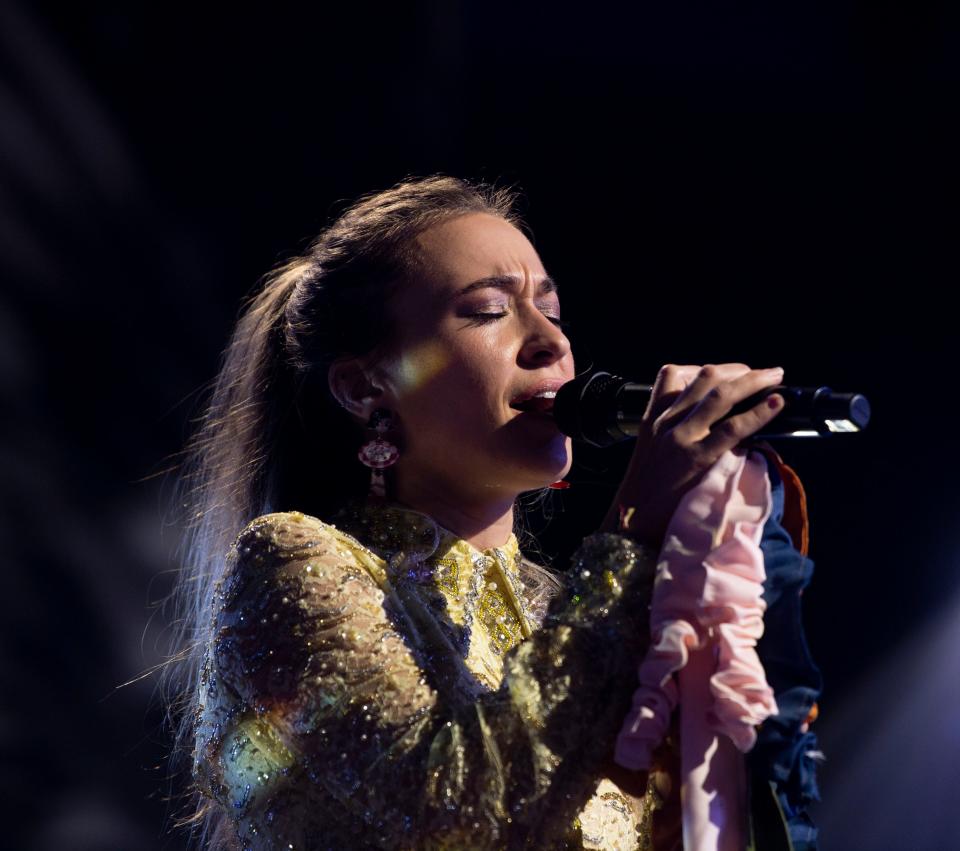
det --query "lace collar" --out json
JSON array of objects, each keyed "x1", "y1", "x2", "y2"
[
  {"x1": 329, "y1": 497, "x2": 533, "y2": 654},
  {"x1": 329, "y1": 497, "x2": 522, "y2": 577}
]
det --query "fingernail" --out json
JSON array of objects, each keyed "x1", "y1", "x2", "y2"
[{"x1": 767, "y1": 394, "x2": 783, "y2": 409}]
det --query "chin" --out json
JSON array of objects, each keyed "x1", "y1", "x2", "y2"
[
  {"x1": 520, "y1": 445, "x2": 573, "y2": 490},
  {"x1": 487, "y1": 428, "x2": 572, "y2": 489}
]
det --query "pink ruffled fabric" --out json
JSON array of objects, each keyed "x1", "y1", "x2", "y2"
[{"x1": 614, "y1": 446, "x2": 779, "y2": 849}]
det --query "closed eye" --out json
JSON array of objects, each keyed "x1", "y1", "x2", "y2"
[{"x1": 468, "y1": 313, "x2": 573, "y2": 331}]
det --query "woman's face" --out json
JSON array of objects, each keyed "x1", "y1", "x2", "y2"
[{"x1": 371, "y1": 212, "x2": 575, "y2": 502}]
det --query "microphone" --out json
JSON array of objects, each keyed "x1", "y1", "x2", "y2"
[{"x1": 552, "y1": 370, "x2": 871, "y2": 448}]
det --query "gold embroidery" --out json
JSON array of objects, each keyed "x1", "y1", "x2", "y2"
[
  {"x1": 195, "y1": 504, "x2": 662, "y2": 849},
  {"x1": 432, "y1": 555, "x2": 460, "y2": 595},
  {"x1": 476, "y1": 582, "x2": 524, "y2": 655}
]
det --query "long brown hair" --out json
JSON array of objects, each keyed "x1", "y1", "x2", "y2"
[{"x1": 160, "y1": 174, "x2": 566, "y2": 848}]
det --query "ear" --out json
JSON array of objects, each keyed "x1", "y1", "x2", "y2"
[{"x1": 327, "y1": 356, "x2": 386, "y2": 423}]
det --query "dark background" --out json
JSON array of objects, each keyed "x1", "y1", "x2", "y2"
[{"x1": 2, "y1": 2, "x2": 956, "y2": 848}]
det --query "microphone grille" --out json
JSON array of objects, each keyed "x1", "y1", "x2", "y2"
[{"x1": 553, "y1": 371, "x2": 625, "y2": 446}]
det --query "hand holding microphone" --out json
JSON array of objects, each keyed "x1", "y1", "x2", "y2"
[
  {"x1": 596, "y1": 364, "x2": 792, "y2": 549},
  {"x1": 554, "y1": 366, "x2": 870, "y2": 448}
]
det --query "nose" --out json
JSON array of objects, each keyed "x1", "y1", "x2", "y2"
[{"x1": 518, "y1": 308, "x2": 572, "y2": 367}]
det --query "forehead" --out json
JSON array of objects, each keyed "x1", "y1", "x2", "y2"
[{"x1": 411, "y1": 212, "x2": 545, "y2": 291}]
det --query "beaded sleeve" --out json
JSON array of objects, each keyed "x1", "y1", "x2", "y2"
[{"x1": 194, "y1": 512, "x2": 658, "y2": 850}]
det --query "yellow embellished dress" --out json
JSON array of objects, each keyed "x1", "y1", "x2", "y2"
[{"x1": 192, "y1": 498, "x2": 679, "y2": 850}]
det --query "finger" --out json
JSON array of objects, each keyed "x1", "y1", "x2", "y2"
[
  {"x1": 657, "y1": 363, "x2": 752, "y2": 428},
  {"x1": 695, "y1": 389, "x2": 785, "y2": 459},
  {"x1": 672, "y1": 366, "x2": 781, "y2": 437},
  {"x1": 646, "y1": 364, "x2": 702, "y2": 421}
]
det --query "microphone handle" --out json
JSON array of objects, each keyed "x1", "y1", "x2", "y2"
[
  {"x1": 613, "y1": 381, "x2": 870, "y2": 442},
  {"x1": 552, "y1": 371, "x2": 871, "y2": 447}
]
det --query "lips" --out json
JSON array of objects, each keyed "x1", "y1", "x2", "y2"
[
  {"x1": 512, "y1": 395, "x2": 555, "y2": 414},
  {"x1": 509, "y1": 379, "x2": 566, "y2": 413}
]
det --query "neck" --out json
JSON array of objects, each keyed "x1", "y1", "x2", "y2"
[{"x1": 392, "y1": 474, "x2": 516, "y2": 552}]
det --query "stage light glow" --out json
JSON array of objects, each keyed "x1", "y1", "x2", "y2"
[
  {"x1": 394, "y1": 338, "x2": 451, "y2": 392},
  {"x1": 812, "y1": 572, "x2": 960, "y2": 850}
]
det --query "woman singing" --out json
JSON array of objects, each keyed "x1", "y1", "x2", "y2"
[{"x1": 164, "y1": 175, "x2": 821, "y2": 849}]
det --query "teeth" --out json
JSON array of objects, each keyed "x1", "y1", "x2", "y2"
[{"x1": 511, "y1": 389, "x2": 559, "y2": 408}]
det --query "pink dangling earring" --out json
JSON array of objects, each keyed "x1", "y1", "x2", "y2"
[{"x1": 358, "y1": 407, "x2": 400, "y2": 500}]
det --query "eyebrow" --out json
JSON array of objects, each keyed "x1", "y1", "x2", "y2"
[{"x1": 454, "y1": 274, "x2": 560, "y2": 299}]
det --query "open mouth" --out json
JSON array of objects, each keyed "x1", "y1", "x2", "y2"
[{"x1": 509, "y1": 395, "x2": 556, "y2": 414}]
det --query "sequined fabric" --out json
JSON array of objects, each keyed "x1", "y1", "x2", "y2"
[{"x1": 192, "y1": 498, "x2": 668, "y2": 849}]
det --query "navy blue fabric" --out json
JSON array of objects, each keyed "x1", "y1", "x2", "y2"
[{"x1": 747, "y1": 456, "x2": 824, "y2": 850}]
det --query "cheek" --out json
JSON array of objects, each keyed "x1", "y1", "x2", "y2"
[
  {"x1": 449, "y1": 338, "x2": 513, "y2": 410},
  {"x1": 406, "y1": 338, "x2": 510, "y2": 424},
  {"x1": 391, "y1": 338, "x2": 451, "y2": 395}
]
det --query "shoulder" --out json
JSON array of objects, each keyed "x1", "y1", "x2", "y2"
[
  {"x1": 228, "y1": 510, "x2": 384, "y2": 575},
  {"x1": 213, "y1": 511, "x2": 389, "y2": 699},
  {"x1": 219, "y1": 510, "x2": 386, "y2": 613},
  {"x1": 231, "y1": 510, "x2": 349, "y2": 559}
]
